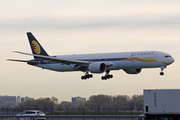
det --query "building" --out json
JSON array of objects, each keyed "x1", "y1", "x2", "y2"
[
  {"x1": 72, "y1": 96, "x2": 86, "y2": 106},
  {"x1": 20, "y1": 97, "x2": 34, "y2": 103},
  {"x1": 25, "y1": 97, "x2": 34, "y2": 101},
  {"x1": 16, "y1": 96, "x2": 21, "y2": 104},
  {"x1": 0, "y1": 95, "x2": 34, "y2": 106},
  {"x1": 21, "y1": 97, "x2": 25, "y2": 103},
  {"x1": 0, "y1": 96, "x2": 16, "y2": 107}
]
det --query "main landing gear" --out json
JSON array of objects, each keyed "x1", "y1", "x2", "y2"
[
  {"x1": 81, "y1": 72, "x2": 93, "y2": 80},
  {"x1": 160, "y1": 66, "x2": 166, "y2": 76},
  {"x1": 101, "y1": 70, "x2": 113, "y2": 80}
]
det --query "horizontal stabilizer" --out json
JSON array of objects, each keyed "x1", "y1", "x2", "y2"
[
  {"x1": 12, "y1": 51, "x2": 89, "y2": 65},
  {"x1": 7, "y1": 59, "x2": 40, "y2": 64}
]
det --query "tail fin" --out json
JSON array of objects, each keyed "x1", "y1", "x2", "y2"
[{"x1": 27, "y1": 32, "x2": 49, "y2": 59}]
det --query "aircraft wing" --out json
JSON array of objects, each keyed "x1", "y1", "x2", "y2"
[{"x1": 12, "y1": 51, "x2": 89, "y2": 65}]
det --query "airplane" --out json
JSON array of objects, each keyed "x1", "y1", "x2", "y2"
[{"x1": 7, "y1": 32, "x2": 175, "y2": 80}]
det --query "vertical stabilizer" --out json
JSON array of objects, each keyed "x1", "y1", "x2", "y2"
[{"x1": 27, "y1": 32, "x2": 49, "y2": 59}]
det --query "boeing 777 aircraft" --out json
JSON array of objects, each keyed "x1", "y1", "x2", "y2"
[{"x1": 8, "y1": 32, "x2": 174, "y2": 80}]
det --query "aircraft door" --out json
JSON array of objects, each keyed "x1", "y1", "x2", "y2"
[
  {"x1": 130, "y1": 53, "x2": 138, "y2": 67},
  {"x1": 130, "y1": 53, "x2": 135, "y2": 62},
  {"x1": 153, "y1": 54, "x2": 158, "y2": 61}
]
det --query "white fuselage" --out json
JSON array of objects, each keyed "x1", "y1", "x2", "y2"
[{"x1": 33, "y1": 51, "x2": 174, "y2": 73}]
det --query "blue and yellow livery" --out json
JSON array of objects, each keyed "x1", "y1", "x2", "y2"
[
  {"x1": 27, "y1": 32, "x2": 49, "y2": 59},
  {"x1": 7, "y1": 32, "x2": 175, "y2": 80}
]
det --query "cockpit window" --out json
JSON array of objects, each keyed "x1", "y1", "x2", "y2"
[{"x1": 165, "y1": 55, "x2": 171, "y2": 58}]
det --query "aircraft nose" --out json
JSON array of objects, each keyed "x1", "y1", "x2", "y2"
[
  {"x1": 171, "y1": 57, "x2": 175, "y2": 63},
  {"x1": 168, "y1": 57, "x2": 175, "y2": 64}
]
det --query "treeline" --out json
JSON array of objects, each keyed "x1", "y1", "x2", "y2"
[
  {"x1": 18, "y1": 97, "x2": 59, "y2": 111},
  {"x1": 86, "y1": 94, "x2": 143, "y2": 110},
  {"x1": 1, "y1": 94, "x2": 143, "y2": 115},
  {"x1": 15, "y1": 94, "x2": 143, "y2": 110}
]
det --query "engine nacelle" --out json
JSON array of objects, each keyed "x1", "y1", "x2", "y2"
[
  {"x1": 88, "y1": 62, "x2": 106, "y2": 73},
  {"x1": 123, "y1": 68, "x2": 142, "y2": 74}
]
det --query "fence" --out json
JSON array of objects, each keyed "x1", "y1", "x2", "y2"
[
  {"x1": 0, "y1": 115, "x2": 145, "y2": 120},
  {"x1": 0, "y1": 107, "x2": 143, "y2": 115}
]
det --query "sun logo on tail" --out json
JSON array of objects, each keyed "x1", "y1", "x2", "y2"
[{"x1": 31, "y1": 40, "x2": 41, "y2": 54}]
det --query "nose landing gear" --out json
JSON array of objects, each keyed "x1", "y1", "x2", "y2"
[
  {"x1": 160, "y1": 66, "x2": 166, "y2": 76},
  {"x1": 160, "y1": 72, "x2": 164, "y2": 75}
]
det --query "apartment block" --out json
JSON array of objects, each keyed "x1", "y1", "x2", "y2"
[{"x1": 72, "y1": 96, "x2": 86, "y2": 106}]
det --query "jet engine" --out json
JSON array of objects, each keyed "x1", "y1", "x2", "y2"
[
  {"x1": 88, "y1": 62, "x2": 106, "y2": 73},
  {"x1": 123, "y1": 68, "x2": 142, "y2": 74}
]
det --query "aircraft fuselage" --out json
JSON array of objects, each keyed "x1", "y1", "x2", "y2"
[{"x1": 31, "y1": 51, "x2": 174, "y2": 72}]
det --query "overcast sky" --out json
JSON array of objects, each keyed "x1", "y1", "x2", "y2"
[{"x1": 1, "y1": 0, "x2": 180, "y2": 102}]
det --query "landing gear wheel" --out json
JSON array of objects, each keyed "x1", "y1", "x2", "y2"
[
  {"x1": 81, "y1": 73, "x2": 93, "y2": 80},
  {"x1": 106, "y1": 75, "x2": 110, "y2": 79},
  {"x1": 176, "y1": 117, "x2": 180, "y2": 120},
  {"x1": 101, "y1": 74, "x2": 113, "y2": 80},
  {"x1": 101, "y1": 70, "x2": 113, "y2": 80},
  {"x1": 89, "y1": 74, "x2": 93, "y2": 78},
  {"x1": 158, "y1": 117, "x2": 164, "y2": 120},
  {"x1": 81, "y1": 76, "x2": 86, "y2": 80},
  {"x1": 101, "y1": 76, "x2": 107, "y2": 80},
  {"x1": 110, "y1": 75, "x2": 113, "y2": 78},
  {"x1": 160, "y1": 72, "x2": 164, "y2": 75},
  {"x1": 168, "y1": 117, "x2": 173, "y2": 120}
]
